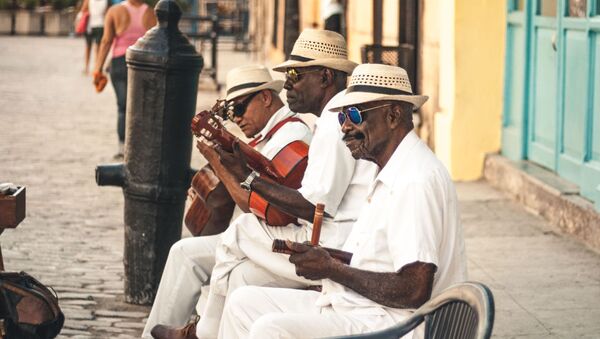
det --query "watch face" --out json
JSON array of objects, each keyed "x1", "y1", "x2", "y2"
[{"x1": 241, "y1": 171, "x2": 258, "y2": 191}]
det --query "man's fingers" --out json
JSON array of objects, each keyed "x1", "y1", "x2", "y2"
[{"x1": 286, "y1": 240, "x2": 310, "y2": 253}]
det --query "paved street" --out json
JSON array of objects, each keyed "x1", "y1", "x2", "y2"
[{"x1": 0, "y1": 36, "x2": 599, "y2": 338}]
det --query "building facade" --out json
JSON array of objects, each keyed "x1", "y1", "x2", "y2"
[{"x1": 250, "y1": 0, "x2": 599, "y2": 210}]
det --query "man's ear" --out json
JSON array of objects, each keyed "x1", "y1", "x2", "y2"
[
  {"x1": 320, "y1": 68, "x2": 334, "y2": 88},
  {"x1": 388, "y1": 103, "x2": 403, "y2": 129},
  {"x1": 261, "y1": 90, "x2": 273, "y2": 107}
]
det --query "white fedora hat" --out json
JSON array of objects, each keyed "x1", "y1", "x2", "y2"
[
  {"x1": 272, "y1": 29, "x2": 357, "y2": 74},
  {"x1": 225, "y1": 65, "x2": 284, "y2": 101},
  {"x1": 328, "y1": 63, "x2": 428, "y2": 111}
]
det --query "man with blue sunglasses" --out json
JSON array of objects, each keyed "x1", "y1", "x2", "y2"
[
  {"x1": 189, "y1": 29, "x2": 379, "y2": 338},
  {"x1": 220, "y1": 64, "x2": 467, "y2": 339}
]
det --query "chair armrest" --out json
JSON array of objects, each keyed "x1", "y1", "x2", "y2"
[{"x1": 325, "y1": 314, "x2": 424, "y2": 339}]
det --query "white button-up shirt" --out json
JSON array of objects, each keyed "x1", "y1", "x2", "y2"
[
  {"x1": 298, "y1": 91, "x2": 378, "y2": 242},
  {"x1": 317, "y1": 131, "x2": 467, "y2": 315}
]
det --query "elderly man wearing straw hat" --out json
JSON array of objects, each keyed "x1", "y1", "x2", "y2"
[
  {"x1": 177, "y1": 29, "x2": 378, "y2": 338},
  {"x1": 218, "y1": 64, "x2": 467, "y2": 339},
  {"x1": 144, "y1": 65, "x2": 312, "y2": 339}
]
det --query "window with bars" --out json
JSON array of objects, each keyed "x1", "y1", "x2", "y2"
[{"x1": 568, "y1": 0, "x2": 587, "y2": 17}]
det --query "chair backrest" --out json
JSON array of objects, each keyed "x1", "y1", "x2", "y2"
[
  {"x1": 325, "y1": 282, "x2": 494, "y2": 339},
  {"x1": 418, "y1": 282, "x2": 494, "y2": 339}
]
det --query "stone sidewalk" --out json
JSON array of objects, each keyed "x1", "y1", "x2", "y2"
[{"x1": 0, "y1": 37, "x2": 598, "y2": 338}]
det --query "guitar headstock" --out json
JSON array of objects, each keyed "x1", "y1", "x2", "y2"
[
  {"x1": 191, "y1": 109, "x2": 226, "y2": 142},
  {"x1": 211, "y1": 99, "x2": 229, "y2": 119}
]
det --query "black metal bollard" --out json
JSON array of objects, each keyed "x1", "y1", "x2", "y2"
[{"x1": 95, "y1": 0, "x2": 203, "y2": 305}]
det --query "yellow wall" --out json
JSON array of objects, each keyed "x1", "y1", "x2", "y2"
[{"x1": 449, "y1": 0, "x2": 505, "y2": 180}]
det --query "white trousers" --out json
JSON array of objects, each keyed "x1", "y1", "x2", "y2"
[
  {"x1": 142, "y1": 235, "x2": 219, "y2": 338},
  {"x1": 197, "y1": 212, "x2": 344, "y2": 338},
  {"x1": 210, "y1": 213, "x2": 352, "y2": 297},
  {"x1": 220, "y1": 286, "x2": 418, "y2": 339}
]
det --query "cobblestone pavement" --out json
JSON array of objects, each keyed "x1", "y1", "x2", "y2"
[
  {"x1": 0, "y1": 36, "x2": 255, "y2": 338},
  {"x1": 1, "y1": 37, "x2": 599, "y2": 339}
]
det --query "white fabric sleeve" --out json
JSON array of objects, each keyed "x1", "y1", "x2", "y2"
[{"x1": 387, "y1": 175, "x2": 443, "y2": 272}]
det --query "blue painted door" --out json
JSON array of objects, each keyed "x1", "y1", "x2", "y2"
[
  {"x1": 528, "y1": 1, "x2": 558, "y2": 170},
  {"x1": 502, "y1": 1, "x2": 529, "y2": 161},
  {"x1": 503, "y1": 0, "x2": 600, "y2": 210}
]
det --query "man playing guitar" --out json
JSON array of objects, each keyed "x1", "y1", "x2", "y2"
[{"x1": 143, "y1": 64, "x2": 312, "y2": 339}]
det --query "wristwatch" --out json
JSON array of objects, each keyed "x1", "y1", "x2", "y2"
[{"x1": 240, "y1": 171, "x2": 260, "y2": 191}]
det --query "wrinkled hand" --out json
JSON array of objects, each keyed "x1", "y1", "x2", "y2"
[
  {"x1": 212, "y1": 139, "x2": 251, "y2": 181},
  {"x1": 288, "y1": 240, "x2": 336, "y2": 280},
  {"x1": 196, "y1": 140, "x2": 221, "y2": 166}
]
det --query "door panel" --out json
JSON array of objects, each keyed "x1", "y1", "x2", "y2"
[
  {"x1": 558, "y1": 30, "x2": 588, "y2": 183},
  {"x1": 502, "y1": 21, "x2": 527, "y2": 160},
  {"x1": 581, "y1": 33, "x2": 600, "y2": 209},
  {"x1": 529, "y1": 26, "x2": 558, "y2": 170}
]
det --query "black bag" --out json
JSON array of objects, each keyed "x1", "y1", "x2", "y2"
[{"x1": 0, "y1": 271, "x2": 64, "y2": 339}]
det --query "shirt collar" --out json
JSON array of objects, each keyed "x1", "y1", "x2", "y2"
[
  {"x1": 323, "y1": 89, "x2": 346, "y2": 114},
  {"x1": 367, "y1": 130, "x2": 421, "y2": 196},
  {"x1": 253, "y1": 105, "x2": 295, "y2": 144}
]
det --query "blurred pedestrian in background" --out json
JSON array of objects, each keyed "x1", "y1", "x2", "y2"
[
  {"x1": 92, "y1": 0, "x2": 156, "y2": 159},
  {"x1": 78, "y1": 0, "x2": 110, "y2": 74},
  {"x1": 321, "y1": 0, "x2": 343, "y2": 34}
]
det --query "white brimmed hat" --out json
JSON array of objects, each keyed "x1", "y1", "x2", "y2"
[
  {"x1": 272, "y1": 29, "x2": 357, "y2": 74},
  {"x1": 328, "y1": 63, "x2": 429, "y2": 111},
  {"x1": 225, "y1": 65, "x2": 284, "y2": 101}
]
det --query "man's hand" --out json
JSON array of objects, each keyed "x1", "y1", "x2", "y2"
[
  {"x1": 212, "y1": 140, "x2": 251, "y2": 181},
  {"x1": 196, "y1": 140, "x2": 221, "y2": 165},
  {"x1": 288, "y1": 240, "x2": 337, "y2": 280}
]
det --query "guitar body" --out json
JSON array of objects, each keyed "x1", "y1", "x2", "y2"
[
  {"x1": 191, "y1": 110, "x2": 310, "y2": 227},
  {"x1": 248, "y1": 140, "x2": 309, "y2": 226},
  {"x1": 184, "y1": 166, "x2": 235, "y2": 236}
]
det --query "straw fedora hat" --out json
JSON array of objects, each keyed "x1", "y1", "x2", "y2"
[
  {"x1": 272, "y1": 29, "x2": 357, "y2": 74},
  {"x1": 225, "y1": 65, "x2": 284, "y2": 101},
  {"x1": 329, "y1": 63, "x2": 429, "y2": 111}
]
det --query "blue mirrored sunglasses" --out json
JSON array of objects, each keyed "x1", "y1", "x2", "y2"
[{"x1": 337, "y1": 104, "x2": 393, "y2": 126}]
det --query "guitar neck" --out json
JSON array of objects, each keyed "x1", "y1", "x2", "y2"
[{"x1": 215, "y1": 129, "x2": 282, "y2": 180}]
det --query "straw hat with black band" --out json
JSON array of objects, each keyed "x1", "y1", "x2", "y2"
[
  {"x1": 225, "y1": 65, "x2": 284, "y2": 101},
  {"x1": 272, "y1": 29, "x2": 357, "y2": 74},
  {"x1": 328, "y1": 63, "x2": 429, "y2": 112}
]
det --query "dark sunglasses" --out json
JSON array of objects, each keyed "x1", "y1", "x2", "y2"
[
  {"x1": 337, "y1": 104, "x2": 393, "y2": 126},
  {"x1": 285, "y1": 68, "x2": 322, "y2": 82},
  {"x1": 226, "y1": 91, "x2": 260, "y2": 120}
]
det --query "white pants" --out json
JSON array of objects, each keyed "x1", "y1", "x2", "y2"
[
  {"x1": 197, "y1": 212, "x2": 348, "y2": 338},
  {"x1": 210, "y1": 213, "x2": 352, "y2": 297},
  {"x1": 220, "y1": 286, "x2": 418, "y2": 339},
  {"x1": 142, "y1": 235, "x2": 219, "y2": 338}
]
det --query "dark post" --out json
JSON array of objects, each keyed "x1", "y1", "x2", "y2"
[
  {"x1": 372, "y1": 0, "x2": 383, "y2": 62},
  {"x1": 95, "y1": 0, "x2": 203, "y2": 305},
  {"x1": 283, "y1": 0, "x2": 299, "y2": 58}
]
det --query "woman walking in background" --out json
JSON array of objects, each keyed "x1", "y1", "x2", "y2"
[
  {"x1": 92, "y1": 0, "x2": 156, "y2": 158},
  {"x1": 78, "y1": 0, "x2": 109, "y2": 74}
]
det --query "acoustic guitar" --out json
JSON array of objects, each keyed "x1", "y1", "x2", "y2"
[
  {"x1": 191, "y1": 109, "x2": 309, "y2": 226},
  {"x1": 184, "y1": 166, "x2": 235, "y2": 236},
  {"x1": 184, "y1": 101, "x2": 236, "y2": 236}
]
